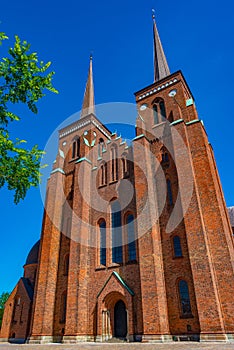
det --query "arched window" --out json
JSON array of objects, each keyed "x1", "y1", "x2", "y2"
[
  {"x1": 167, "y1": 179, "x2": 173, "y2": 206},
  {"x1": 127, "y1": 214, "x2": 137, "y2": 261},
  {"x1": 99, "y1": 220, "x2": 106, "y2": 266},
  {"x1": 173, "y1": 236, "x2": 182, "y2": 257},
  {"x1": 159, "y1": 100, "x2": 166, "y2": 120},
  {"x1": 72, "y1": 138, "x2": 80, "y2": 159},
  {"x1": 100, "y1": 162, "x2": 107, "y2": 186},
  {"x1": 98, "y1": 138, "x2": 105, "y2": 157},
  {"x1": 121, "y1": 153, "x2": 128, "y2": 178},
  {"x1": 179, "y1": 280, "x2": 192, "y2": 316},
  {"x1": 60, "y1": 291, "x2": 67, "y2": 323},
  {"x1": 100, "y1": 164, "x2": 105, "y2": 185},
  {"x1": 153, "y1": 105, "x2": 159, "y2": 124},
  {"x1": 122, "y1": 158, "x2": 126, "y2": 176},
  {"x1": 111, "y1": 200, "x2": 122, "y2": 263},
  {"x1": 111, "y1": 145, "x2": 118, "y2": 182},
  {"x1": 64, "y1": 254, "x2": 69, "y2": 276},
  {"x1": 152, "y1": 98, "x2": 167, "y2": 125},
  {"x1": 162, "y1": 152, "x2": 169, "y2": 163}
]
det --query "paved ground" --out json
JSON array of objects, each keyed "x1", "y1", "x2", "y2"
[{"x1": 1, "y1": 343, "x2": 234, "y2": 350}]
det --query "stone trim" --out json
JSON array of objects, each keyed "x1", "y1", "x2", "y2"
[
  {"x1": 142, "y1": 334, "x2": 173, "y2": 343},
  {"x1": 97, "y1": 271, "x2": 134, "y2": 298},
  {"x1": 50, "y1": 168, "x2": 65, "y2": 175},
  {"x1": 28, "y1": 335, "x2": 54, "y2": 344}
]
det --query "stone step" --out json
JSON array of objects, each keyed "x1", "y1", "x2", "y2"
[{"x1": 106, "y1": 337, "x2": 127, "y2": 343}]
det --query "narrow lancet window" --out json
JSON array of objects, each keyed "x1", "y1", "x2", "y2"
[
  {"x1": 111, "y1": 200, "x2": 122, "y2": 263},
  {"x1": 72, "y1": 138, "x2": 80, "y2": 159},
  {"x1": 159, "y1": 100, "x2": 166, "y2": 120},
  {"x1": 60, "y1": 292, "x2": 67, "y2": 323},
  {"x1": 153, "y1": 105, "x2": 159, "y2": 124},
  {"x1": 111, "y1": 146, "x2": 118, "y2": 182},
  {"x1": 173, "y1": 236, "x2": 182, "y2": 257},
  {"x1": 167, "y1": 179, "x2": 173, "y2": 206},
  {"x1": 179, "y1": 280, "x2": 192, "y2": 316},
  {"x1": 127, "y1": 214, "x2": 136, "y2": 261},
  {"x1": 99, "y1": 220, "x2": 106, "y2": 266},
  {"x1": 98, "y1": 138, "x2": 105, "y2": 157},
  {"x1": 152, "y1": 98, "x2": 167, "y2": 124}
]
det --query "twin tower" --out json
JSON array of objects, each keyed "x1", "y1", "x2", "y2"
[{"x1": 1, "y1": 14, "x2": 234, "y2": 344}]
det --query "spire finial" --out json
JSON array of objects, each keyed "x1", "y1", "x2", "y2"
[
  {"x1": 152, "y1": 12, "x2": 170, "y2": 82},
  {"x1": 80, "y1": 55, "x2": 95, "y2": 118}
]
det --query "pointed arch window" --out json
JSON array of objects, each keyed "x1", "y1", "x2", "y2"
[
  {"x1": 127, "y1": 214, "x2": 137, "y2": 261},
  {"x1": 99, "y1": 220, "x2": 106, "y2": 266},
  {"x1": 159, "y1": 100, "x2": 166, "y2": 120},
  {"x1": 167, "y1": 179, "x2": 173, "y2": 206},
  {"x1": 72, "y1": 138, "x2": 80, "y2": 159},
  {"x1": 152, "y1": 98, "x2": 167, "y2": 125},
  {"x1": 121, "y1": 153, "x2": 129, "y2": 178},
  {"x1": 100, "y1": 162, "x2": 107, "y2": 186},
  {"x1": 161, "y1": 147, "x2": 170, "y2": 169},
  {"x1": 153, "y1": 105, "x2": 159, "y2": 124},
  {"x1": 173, "y1": 236, "x2": 182, "y2": 257},
  {"x1": 111, "y1": 145, "x2": 118, "y2": 182},
  {"x1": 162, "y1": 152, "x2": 169, "y2": 163},
  {"x1": 60, "y1": 291, "x2": 67, "y2": 323},
  {"x1": 179, "y1": 280, "x2": 192, "y2": 316},
  {"x1": 98, "y1": 138, "x2": 106, "y2": 157},
  {"x1": 111, "y1": 200, "x2": 122, "y2": 263}
]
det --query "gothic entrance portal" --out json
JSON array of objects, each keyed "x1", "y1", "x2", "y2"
[{"x1": 114, "y1": 300, "x2": 127, "y2": 338}]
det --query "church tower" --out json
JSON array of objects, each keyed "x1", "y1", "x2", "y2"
[
  {"x1": 28, "y1": 12, "x2": 234, "y2": 344},
  {"x1": 1, "y1": 11, "x2": 234, "y2": 344},
  {"x1": 133, "y1": 13, "x2": 234, "y2": 341}
]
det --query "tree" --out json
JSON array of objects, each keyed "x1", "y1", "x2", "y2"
[
  {"x1": 0, "y1": 31, "x2": 58, "y2": 203},
  {"x1": 0, "y1": 291, "x2": 10, "y2": 328}
]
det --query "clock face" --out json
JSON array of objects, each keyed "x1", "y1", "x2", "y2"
[
  {"x1": 168, "y1": 89, "x2": 177, "y2": 97},
  {"x1": 84, "y1": 130, "x2": 88, "y2": 136},
  {"x1": 140, "y1": 103, "x2": 148, "y2": 111}
]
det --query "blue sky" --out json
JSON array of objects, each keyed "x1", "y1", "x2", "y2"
[{"x1": 0, "y1": 0, "x2": 234, "y2": 295}]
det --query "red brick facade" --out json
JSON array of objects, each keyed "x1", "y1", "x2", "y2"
[
  {"x1": 1, "y1": 37, "x2": 234, "y2": 345},
  {"x1": 0, "y1": 243, "x2": 38, "y2": 343}
]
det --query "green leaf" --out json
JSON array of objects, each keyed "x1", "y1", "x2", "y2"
[{"x1": 0, "y1": 30, "x2": 58, "y2": 203}]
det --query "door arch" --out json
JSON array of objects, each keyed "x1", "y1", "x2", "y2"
[{"x1": 114, "y1": 300, "x2": 127, "y2": 338}]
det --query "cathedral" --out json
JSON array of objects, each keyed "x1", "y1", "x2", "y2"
[{"x1": 1, "y1": 14, "x2": 234, "y2": 344}]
